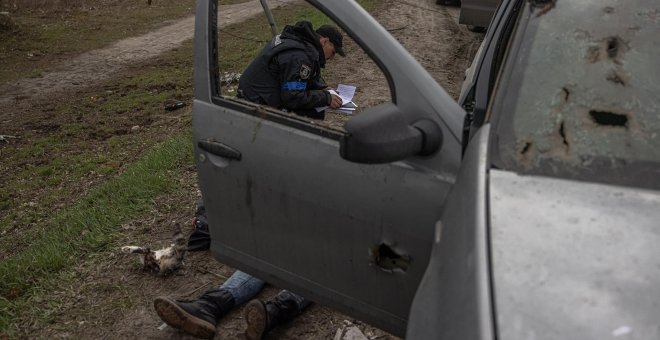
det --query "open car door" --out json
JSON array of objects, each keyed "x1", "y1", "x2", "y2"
[{"x1": 193, "y1": 0, "x2": 466, "y2": 335}]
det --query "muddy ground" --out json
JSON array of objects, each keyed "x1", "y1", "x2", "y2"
[{"x1": 1, "y1": 0, "x2": 482, "y2": 338}]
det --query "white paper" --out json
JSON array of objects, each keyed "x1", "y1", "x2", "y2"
[
  {"x1": 336, "y1": 84, "x2": 356, "y2": 103},
  {"x1": 316, "y1": 84, "x2": 359, "y2": 114}
]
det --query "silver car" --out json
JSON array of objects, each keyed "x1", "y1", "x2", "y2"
[
  {"x1": 459, "y1": 0, "x2": 500, "y2": 30},
  {"x1": 193, "y1": 0, "x2": 660, "y2": 338},
  {"x1": 436, "y1": 0, "x2": 500, "y2": 31}
]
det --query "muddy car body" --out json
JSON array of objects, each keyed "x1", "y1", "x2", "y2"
[{"x1": 193, "y1": 0, "x2": 660, "y2": 338}]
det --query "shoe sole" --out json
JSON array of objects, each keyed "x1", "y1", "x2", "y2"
[
  {"x1": 154, "y1": 296, "x2": 216, "y2": 339},
  {"x1": 244, "y1": 299, "x2": 267, "y2": 340}
]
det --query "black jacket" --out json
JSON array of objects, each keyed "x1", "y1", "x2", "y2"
[{"x1": 238, "y1": 21, "x2": 330, "y2": 115}]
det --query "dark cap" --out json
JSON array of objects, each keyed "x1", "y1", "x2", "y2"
[{"x1": 316, "y1": 25, "x2": 345, "y2": 57}]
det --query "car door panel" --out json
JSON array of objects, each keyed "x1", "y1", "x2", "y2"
[
  {"x1": 193, "y1": 0, "x2": 466, "y2": 335},
  {"x1": 407, "y1": 125, "x2": 495, "y2": 340},
  {"x1": 195, "y1": 99, "x2": 452, "y2": 334}
]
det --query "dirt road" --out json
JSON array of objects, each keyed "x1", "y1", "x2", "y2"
[
  {"x1": 0, "y1": 0, "x2": 300, "y2": 115},
  {"x1": 4, "y1": 0, "x2": 483, "y2": 338}
]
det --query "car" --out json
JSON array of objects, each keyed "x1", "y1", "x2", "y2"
[
  {"x1": 459, "y1": 0, "x2": 500, "y2": 31},
  {"x1": 193, "y1": 0, "x2": 660, "y2": 338},
  {"x1": 436, "y1": 0, "x2": 500, "y2": 32}
]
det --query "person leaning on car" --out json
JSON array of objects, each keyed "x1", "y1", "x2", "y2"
[{"x1": 237, "y1": 20, "x2": 345, "y2": 119}]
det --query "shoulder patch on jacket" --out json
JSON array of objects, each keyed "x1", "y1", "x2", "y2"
[
  {"x1": 272, "y1": 34, "x2": 282, "y2": 47},
  {"x1": 300, "y1": 64, "x2": 311, "y2": 80}
]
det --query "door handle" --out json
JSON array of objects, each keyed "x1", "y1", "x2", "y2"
[{"x1": 198, "y1": 140, "x2": 242, "y2": 161}]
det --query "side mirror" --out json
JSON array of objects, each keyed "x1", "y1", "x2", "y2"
[{"x1": 340, "y1": 103, "x2": 443, "y2": 164}]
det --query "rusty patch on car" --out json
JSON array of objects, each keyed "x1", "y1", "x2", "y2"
[
  {"x1": 516, "y1": 138, "x2": 537, "y2": 169},
  {"x1": 606, "y1": 70, "x2": 627, "y2": 86},
  {"x1": 584, "y1": 36, "x2": 629, "y2": 64},
  {"x1": 586, "y1": 46, "x2": 601, "y2": 63},
  {"x1": 504, "y1": 1, "x2": 659, "y2": 177}
]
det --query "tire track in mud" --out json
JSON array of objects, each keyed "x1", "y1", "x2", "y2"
[{"x1": 0, "y1": 0, "x2": 301, "y2": 117}]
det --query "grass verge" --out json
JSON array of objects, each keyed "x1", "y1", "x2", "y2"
[
  {"x1": 0, "y1": 133, "x2": 193, "y2": 331},
  {"x1": 0, "y1": 39, "x2": 194, "y2": 251}
]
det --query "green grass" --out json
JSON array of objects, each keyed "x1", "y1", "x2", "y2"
[
  {"x1": 0, "y1": 40, "x2": 194, "y2": 242},
  {"x1": 0, "y1": 6, "x2": 193, "y2": 335},
  {"x1": 0, "y1": 133, "x2": 193, "y2": 331}
]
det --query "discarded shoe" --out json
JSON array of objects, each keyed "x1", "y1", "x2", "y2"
[{"x1": 164, "y1": 100, "x2": 185, "y2": 111}]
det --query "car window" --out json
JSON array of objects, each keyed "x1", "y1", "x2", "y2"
[
  {"x1": 461, "y1": 0, "x2": 522, "y2": 147},
  {"x1": 214, "y1": 2, "x2": 390, "y2": 132},
  {"x1": 491, "y1": 0, "x2": 660, "y2": 189}
]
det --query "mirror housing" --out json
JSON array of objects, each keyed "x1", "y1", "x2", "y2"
[{"x1": 340, "y1": 103, "x2": 443, "y2": 164}]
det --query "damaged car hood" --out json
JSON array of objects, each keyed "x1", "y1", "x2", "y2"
[{"x1": 489, "y1": 169, "x2": 660, "y2": 340}]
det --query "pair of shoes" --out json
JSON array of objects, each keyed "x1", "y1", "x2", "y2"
[
  {"x1": 154, "y1": 289, "x2": 300, "y2": 339},
  {"x1": 244, "y1": 293, "x2": 302, "y2": 340},
  {"x1": 154, "y1": 288, "x2": 235, "y2": 339}
]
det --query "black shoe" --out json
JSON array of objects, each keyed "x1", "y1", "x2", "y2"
[
  {"x1": 244, "y1": 293, "x2": 302, "y2": 340},
  {"x1": 154, "y1": 288, "x2": 235, "y2": 339}
]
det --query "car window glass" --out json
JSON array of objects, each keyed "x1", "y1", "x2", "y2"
[
  {"x1": 489, "y1": 0, "x2": 522, "y2": 93},
  {"x1": 214, "y1": 1, "x2": 390, "y2": 132},
  {"x1": 491, "y1": 0, "x2": 660, "y2": 189}
]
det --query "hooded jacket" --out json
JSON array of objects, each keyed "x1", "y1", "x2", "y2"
[{"x1": 237, "y1": 21, "x2": 330, "y2": 115}]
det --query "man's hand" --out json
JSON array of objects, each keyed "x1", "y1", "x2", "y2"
[{"x1": 329, "y1": 94, "x2": 342, "y2": 109}]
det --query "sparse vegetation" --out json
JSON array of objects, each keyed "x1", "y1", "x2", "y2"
[
  {"x1": 0, "y1": 39, "x2": 195, "y2": 255},
  {"x1": 0, "y1": 133, "x2": 192, "y2": 331},
  {"x1": 0, "y1": 0, "x2": 196, "y2": 83}
]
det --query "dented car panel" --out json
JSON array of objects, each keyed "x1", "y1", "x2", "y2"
[
  {"x1": 491, "y1": 0, "x2": 660, "y2": 190},
  {"x1": 484, "y1": 1, "x2": 660, "y2": 337},
  {"x1": 411, "y1": 0, "x2": 660, "y2": 338},
  {"x1": 194, "y1": 0, "x2": 463, "y2": 335}
]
